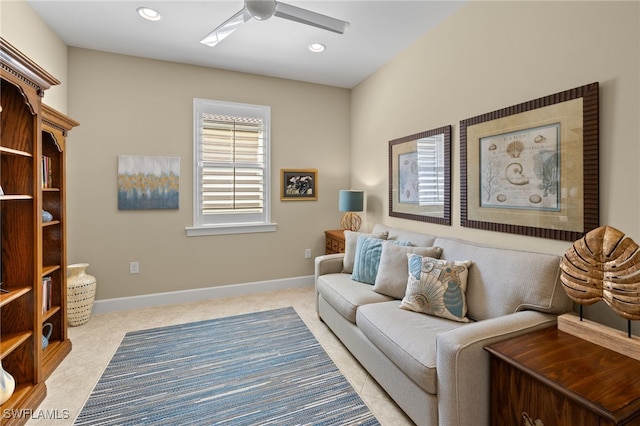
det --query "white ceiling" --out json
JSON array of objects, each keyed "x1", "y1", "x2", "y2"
[{"x1": 26, "y1": 0, "x2": 465, "y2": 88}]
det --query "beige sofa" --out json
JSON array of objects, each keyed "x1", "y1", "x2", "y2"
[{"x1": 315, "y1": 224, "x2": 571, "y2": 425}]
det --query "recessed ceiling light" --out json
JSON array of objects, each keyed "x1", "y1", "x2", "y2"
[
  {"x1": 308, "y1": 43, "x2": 326, "y2": 53},
  {"x1": 137, "y1": 7, "x2": 162, "y2": 22}
]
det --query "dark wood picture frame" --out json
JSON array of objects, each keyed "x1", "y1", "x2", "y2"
[
  {"x1": 460, "y1": 82, "x2": 599, "y2": 241},
  {"x1": 389, "y1": 125, "x2": 451, "y2": 226}
]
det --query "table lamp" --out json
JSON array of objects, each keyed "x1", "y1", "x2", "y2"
[{"x1": 339, "y1": 190, "x2": 364, "y2": 231}]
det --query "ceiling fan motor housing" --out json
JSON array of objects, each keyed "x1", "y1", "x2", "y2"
[
  {"x1": 246, "y1": 0, "x2": 277, "y2": 20},
  {"x1": 200, "y1": 0, "x2": 349, "y2": 48}
]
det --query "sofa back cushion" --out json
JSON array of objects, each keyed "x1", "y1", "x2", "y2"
[
  {"x1": 372, "y1": 224, "x2": 436, "y2": 247},
  {"x1": 434, "y1": 237, "x2": 571, "y2": 321}
]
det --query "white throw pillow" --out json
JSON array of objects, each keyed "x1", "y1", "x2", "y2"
[{"x1": 373, "y1": 243, "x2": 443, "y2": 299}]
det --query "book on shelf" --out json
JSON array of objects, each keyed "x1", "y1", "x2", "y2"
[
  {"x1": 42, "y1": 276, "x2": 52, "y2": 313},
  {"x1": 41, "y1": 155, "x2": 53, "y2": 188}
]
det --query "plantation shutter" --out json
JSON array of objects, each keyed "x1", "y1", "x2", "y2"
[
  {"x1": 200, "y1": 114, "x2": 265, "y2": 215},
  {"x1": 417, "y1": 135, "x2": 444, "y2": 206}
]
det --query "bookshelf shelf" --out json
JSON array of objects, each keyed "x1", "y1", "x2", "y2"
[
  {"x1": 0, "y1": 146, "x2": 33, "y2": 158},
  {"x1": 0, "y1": 287, "x2": 31, "y2": 308},
  {"x1": 42, "y1": 305, "x2": 61, "y2": 322},
  {"x1": 0, "y1": 195, "x2": 33, "y2": 201},
  {"x1": 41, "y1": 265, "x2": 61, "y2": 276},
  {"x1": 0, "y1": 331, "x2": 32, "y2": 359}
]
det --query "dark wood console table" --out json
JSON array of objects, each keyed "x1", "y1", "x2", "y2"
[{"x1": 486, "y1": 327, "x2": 640, "y2": 425}]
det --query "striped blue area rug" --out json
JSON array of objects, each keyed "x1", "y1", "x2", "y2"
[{"x1": 74, "y1": 307, "x2": 379, "y2": 425}]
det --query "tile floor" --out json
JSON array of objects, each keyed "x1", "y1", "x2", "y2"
[{"x1": 26, "y1": 286, "x2": 415, "y2": 425}]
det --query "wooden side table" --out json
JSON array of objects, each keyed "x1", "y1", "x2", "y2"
[
  {"x1": 486, "y1": 327, "x2": 640, "y2": 425},
  {"x1": 324, "y1": 229, "x2": 345, "y2": 254}
]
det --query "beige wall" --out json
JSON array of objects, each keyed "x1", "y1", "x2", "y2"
[
  {"x1": 2, "y1": 0, "x2": 351, "y2": 302},
  {"x1": 351, "y1": 1, "x2": 639, "y2": 329},
  {"x1": 4, "y1": 0, "x2": 640, "y2": 329},
  {"x1": 0, "y1": 0, "x2": 68, "y2": 111},
  {"x1": 65, "y1": 49, "x2": 350, "y2": 299}
]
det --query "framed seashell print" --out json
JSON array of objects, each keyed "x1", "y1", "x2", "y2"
[
  {"x1": 388, "y1": 125, "x2": 452, "y2": 226},
  {"x1": 460, "y1": 82, "x2": 599, "y2": 241}
]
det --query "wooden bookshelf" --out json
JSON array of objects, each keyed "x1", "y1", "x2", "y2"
[
  {"x1": 1, "y1": 37, "x2": 77, "y2": 424},
  {"x1": 41, "y1": 103, "x2": 77, "y2": 379}
]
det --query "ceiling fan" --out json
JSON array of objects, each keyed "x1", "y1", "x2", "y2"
[{"x1": 200, "y1": 0, "x2": 350, "y2": 47}]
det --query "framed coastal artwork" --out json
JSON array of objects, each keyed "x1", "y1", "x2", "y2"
[
  {"x1": 460, "y1": 82, "x2": 599, "y2": 241},
  {"x1": 389, "y1": 125, "x2": 451, "y2": 226}
]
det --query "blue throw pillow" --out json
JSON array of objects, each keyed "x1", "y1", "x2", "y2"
[{"x1": 351, "y1": 236, "x2": 411, "y2": 285}]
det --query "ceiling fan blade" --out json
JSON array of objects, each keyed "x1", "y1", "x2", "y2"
[
  {"x1": 274, "y1": 2, "x2": 349, "y2": 34},
  {"x1": 200, "y1": 8, "x2": 251, "y2": 47}
]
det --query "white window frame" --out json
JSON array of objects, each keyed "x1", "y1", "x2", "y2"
[{"x1": 186, "y1": 98, "x2": 276, "y2": 236}]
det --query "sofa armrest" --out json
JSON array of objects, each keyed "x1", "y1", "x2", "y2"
[
  {"x1": 436, "y1": 311, "x2": 558, "y2": 426},
  {"x1": 314, "y1": 254, "x2": 345, "y2": 279},
  {"x1": 314, "y1": 254, "x2": 344, "y2": 316}
]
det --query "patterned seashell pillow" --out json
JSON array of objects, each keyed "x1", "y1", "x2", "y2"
[{"x1": 400, "y1": 253, "x2": 473, "y2": 323}]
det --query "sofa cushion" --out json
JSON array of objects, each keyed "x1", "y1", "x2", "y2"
[
  {"x1": 400, "y1": 254, "x2": 472, "y2": 322},
  {"x1": 434, "y1": 237, "x2": 569, "y2": 321},
  {"x1": 342, "y1": 230, "x2": 388, "y2": 273},
  {"x1": 373, "y1": 243, "x2": 444, "y2": 299},
  {"x1": 316, "y1": 273, "x2": 394, "y2": 323},
  {"x1": 356, "y1": 301, "x2": 467, "y2": 394},
  {"x1": 372, "y1": 223, "x2": 436, "y2": 247},
  {"x1": 351, "y1": 237, "x2": 412, "y2": 285}
]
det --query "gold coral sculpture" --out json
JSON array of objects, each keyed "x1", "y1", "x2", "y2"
[{"x1": 560, "y1": 225, "x2": 640, "y2": 322}]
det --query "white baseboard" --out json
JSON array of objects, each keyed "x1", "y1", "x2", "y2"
[{"x1": 92, "y1": 275, "x2": 314, "y2": 314}]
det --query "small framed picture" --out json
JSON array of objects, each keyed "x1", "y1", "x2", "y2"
[{"x1": 281, "y1": 169, "x2": 318, "y2": 201}]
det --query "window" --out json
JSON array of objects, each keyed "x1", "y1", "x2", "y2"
[{"x1": 187, "y1": 99, "x2": 276, "y2": 236}]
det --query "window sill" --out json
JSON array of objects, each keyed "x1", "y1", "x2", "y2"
[{"x1": 185, "y1": 223, "x2": 277, "y2": 237}]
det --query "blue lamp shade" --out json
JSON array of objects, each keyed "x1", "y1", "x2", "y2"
[
  {"x1": 338, "y1": 190, "x2": 364, "y2": 212},
  {"x1": 338, "y1": 190, "x2": 364, "y2": 231}
]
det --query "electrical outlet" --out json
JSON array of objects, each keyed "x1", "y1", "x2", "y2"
[
  {"x1": 304, "y1": 249, "x2": 312, "y2": 259},
  {"x1": 129, "y1": 261, "x2": 139, "y2": 274}
]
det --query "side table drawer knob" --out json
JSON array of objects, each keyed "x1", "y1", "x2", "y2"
[{"x1": 522, "y1": 412, "x2": 544, "y2": 426}]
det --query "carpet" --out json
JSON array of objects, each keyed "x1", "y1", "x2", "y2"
[{"x1": 74, "y1": 307, "x2": 379, "y2": 425}]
